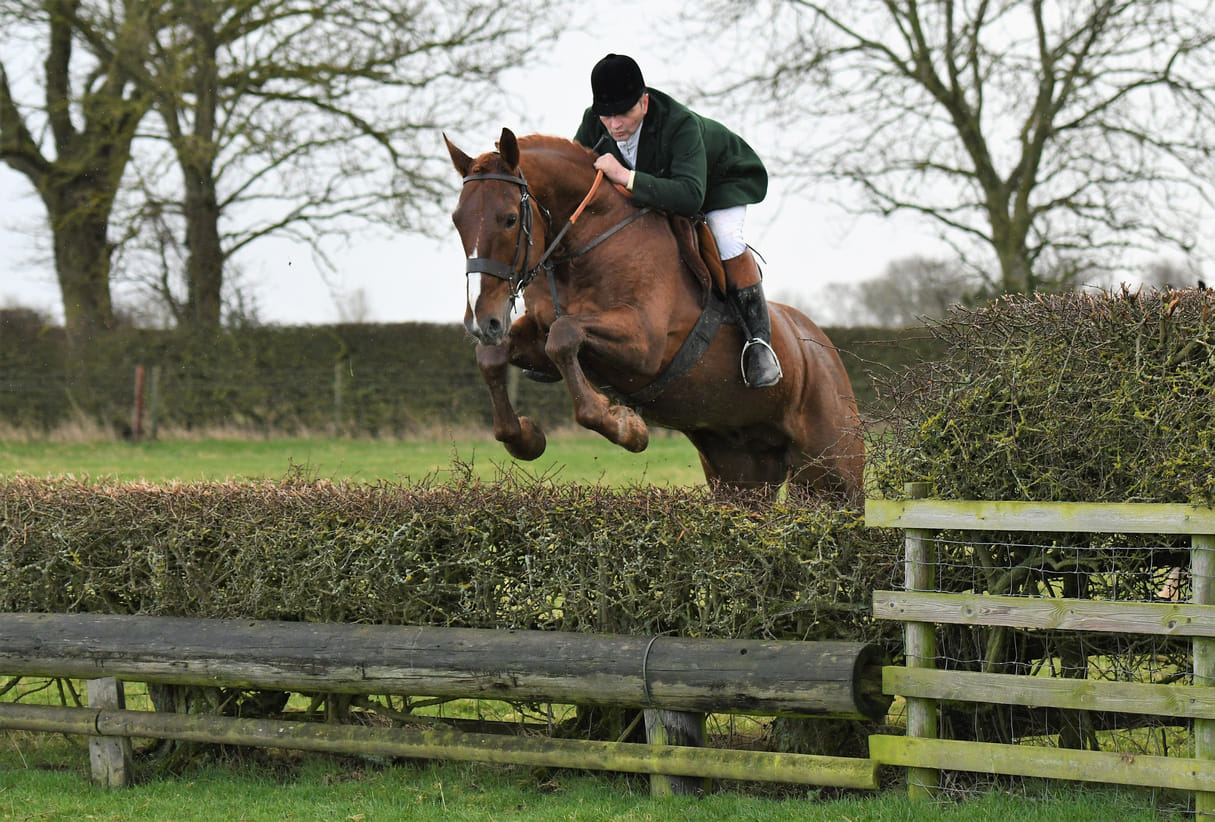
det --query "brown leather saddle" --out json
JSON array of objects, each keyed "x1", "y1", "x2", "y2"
[{"x1": 669, "y1": 214, "x2": 729, "y2": 301}]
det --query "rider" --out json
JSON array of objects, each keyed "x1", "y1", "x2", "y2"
[{"x1": 574, "y1": 53, "x2": 782, "y2": 388}]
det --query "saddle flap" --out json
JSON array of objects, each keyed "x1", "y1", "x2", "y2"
[
  {"x1": 669, "y1": 214, "x2": 728, "y2": 301},
  {"x1": 694, "y1": 220, "x2": 729, "y2": 297}
]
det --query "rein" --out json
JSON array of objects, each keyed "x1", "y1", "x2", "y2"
[{"x1": 460, "y1": 168, "x2": 651, "y2": 316}]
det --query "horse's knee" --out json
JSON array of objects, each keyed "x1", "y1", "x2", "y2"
[
  {"x1": 476, "y1": 342, "x2": 510, "y2": 376},
  {"x1": 543, "y1": 318, "x2": 582, "y2": 364}
]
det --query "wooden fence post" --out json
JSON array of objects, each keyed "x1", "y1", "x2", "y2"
[
  {"x1": 333, "y1": 360, "x2": 346, "y2": 434},
  {"x1": 147, "y1": 365, "x2": 161, "y2": 440},
  {"x1": 902, "y1": 482, "x2": 939, "y2": 801},
  {"x1": 1193, "y1": 533, "x2": 1215, "y2": 817},
  {"x1": 644, "y1": 709, "x2": 708, "y2": 796},
  {"x1": 87, "y1": 677, "x2": 132, "y2": 788},
  {"x1": 131, "y1": 365, "x2": 145, "y2": 442}
]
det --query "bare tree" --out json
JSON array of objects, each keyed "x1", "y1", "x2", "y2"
[
  {"x1": 120, "y1": 0, "x2": 563, "y2": 330},
  {"x1": 700, "y1": 0, "x2": 1215, "y2": 296},
  {"x1": 1141, "y1": 257, "x2": 1204, "y2": 291},
  {"x1": 2, "y1": 1, "x2": 564, "y2": 333},
  {"x1": 818, "y1": 255, "x2": 975, "y2": 327},
  {"x1": 0, "y1": 1, "x2": 156, "y2": 339}
]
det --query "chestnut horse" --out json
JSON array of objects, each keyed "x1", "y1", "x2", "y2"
[{"x1": 445, "y1": 128, "x2": 864, "y2": 502}]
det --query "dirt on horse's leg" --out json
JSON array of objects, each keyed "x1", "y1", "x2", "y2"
[
  {"x1": 476, "y1": 343, "x2": 547, "y2": 460},
  {"x1": 545, "y1": 318, "x2": 649, "y2": 452}
]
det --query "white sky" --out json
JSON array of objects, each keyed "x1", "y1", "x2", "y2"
[{"x1": 0, "y1": 1, "x2": 952, "y2": 326}]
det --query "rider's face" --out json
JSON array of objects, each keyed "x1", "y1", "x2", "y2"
[{"x1": 599, "y1": 94, "x2": 649, "y2": 142}]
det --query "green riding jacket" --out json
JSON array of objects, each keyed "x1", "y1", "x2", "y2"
[{"x1": 574, "y1": 87, "x2": 767, "y2": 217}]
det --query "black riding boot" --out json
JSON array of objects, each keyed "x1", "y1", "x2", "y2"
[{"x1": 731, "y1": 283, "x2": 783, "y2": 388}]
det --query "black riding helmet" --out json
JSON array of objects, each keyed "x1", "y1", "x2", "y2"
[{"x1": 591, "y1": 54, "x2": 646, "y2": 116}]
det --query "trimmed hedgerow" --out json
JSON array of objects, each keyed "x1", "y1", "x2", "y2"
[
  {"x1": 0, "y1": 473, "x2": 897, "y2": 647},
  {"x1": 871, "y1": 288, "x2": 1215, "y2": 505},
  {"x1": 867, "y1": 288, "x2": 1215, "y2": 745}
]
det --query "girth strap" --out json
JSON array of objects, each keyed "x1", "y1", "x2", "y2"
[{"x1": 621, "y1": 290, "x2": 731, "y2": 405}]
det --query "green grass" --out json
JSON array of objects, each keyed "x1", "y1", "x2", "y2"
[
  {"x1": 0, "y1": 430, "x2": 706, "y2": 486},
  {"x1": 0, "y1": 734, "x2": 1189, "y2": 821}
]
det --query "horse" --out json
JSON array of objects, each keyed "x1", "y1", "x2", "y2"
[{"x1": 444, "y1": 128, "x2": 864, "y2": 503}]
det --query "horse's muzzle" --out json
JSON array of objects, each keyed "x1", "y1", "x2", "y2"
[
  {"x1": 466, "y1": 313, "x2": 508, "y2": 346},
  {"x1": 464, "y1": 299, "x2": 512, "y2": 346},
  {"x1": 464, "y1": 274, "x2": 513, "y2": 345}
]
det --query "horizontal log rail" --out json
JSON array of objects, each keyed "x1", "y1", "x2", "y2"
[
  {"x1": 0, "y1": 613, "x2": 890, "y2": 720},
  {"x1": 0, "y1": 702, "x2": 881, "y2": 790}
]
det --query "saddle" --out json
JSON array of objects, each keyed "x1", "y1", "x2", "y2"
[{"x1": 669, "y1": 214, "x2": 729, "y2": 301}]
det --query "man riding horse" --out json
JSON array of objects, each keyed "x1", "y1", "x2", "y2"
[{"x1": 574, "y1": 53, "x2": 783, "y2": 389}]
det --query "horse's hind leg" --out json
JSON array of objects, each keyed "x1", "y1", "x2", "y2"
[
  {"x1": 476, "y1": 342, "x2": 547, "y2": 460},
  {"x1": 685, "y1": 431, "x2": 789, "y2": 500},
  {"x1": 787, "y1": 437, "x2": 866, "y2": 505}
]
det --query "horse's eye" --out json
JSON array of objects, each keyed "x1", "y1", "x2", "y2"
[{"x1": 504, "y1": 213, "x2": 518, "y2": 229}]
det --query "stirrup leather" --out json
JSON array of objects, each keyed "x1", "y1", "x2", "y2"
[{"x1": 740, "y1": 337, "x2": 783, "y2": 388}]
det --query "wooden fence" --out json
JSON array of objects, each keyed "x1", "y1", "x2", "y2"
[
  {"x1": 866, "y1": 489, "x2": 1215, "y2": 814},
  {"x1": 0, "y1": 613, "x2": 888, "y2": 794}
]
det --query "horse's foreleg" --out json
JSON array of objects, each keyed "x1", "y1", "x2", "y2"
[
  {"x1": 545, "y1": 317, "x2": 649, "y2": 452},
  {"x1": 476, "y1": 342, "x2": 547, "y2": 460}
]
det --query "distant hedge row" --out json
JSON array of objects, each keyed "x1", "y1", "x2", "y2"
[{"x1": 0, "y1": 318, "x2": 939, "y2": 436}]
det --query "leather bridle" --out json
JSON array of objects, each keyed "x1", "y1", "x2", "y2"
[
  {"x1": 460, "y1": 168, "x2": 652, "y2": 316},
  {"x1": 460, "y1": 171, "x2": 550, "y2": 304}
]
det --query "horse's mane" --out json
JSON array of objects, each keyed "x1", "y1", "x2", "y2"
[
  {"x1": 517, "y1": 133, "x2": 596, "y2": 164},
  {"x1": 465, "y1": 133, "x2": 595, "y2": 183}
]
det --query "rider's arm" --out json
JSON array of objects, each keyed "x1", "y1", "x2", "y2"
[{"x1": 628, "y1": 114, "x2": 707, "y2": 218}]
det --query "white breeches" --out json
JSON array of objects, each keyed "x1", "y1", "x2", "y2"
[{"x1": 706, "y1": 205, "x2": 748, "y2": 260}]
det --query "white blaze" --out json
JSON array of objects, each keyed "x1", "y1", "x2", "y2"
[{"x1": 465, "y1": 269, "x2": 483, "y2": 334}]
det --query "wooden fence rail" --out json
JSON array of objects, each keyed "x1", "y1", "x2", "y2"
[
  {"x1": 866, "y1": 492, "x2": 1215, "y2": 814},
  {"x1": 0, "y1": 613, "x2": 887, "y2": 793}
]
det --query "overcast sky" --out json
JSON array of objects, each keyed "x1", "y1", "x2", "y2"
[{"x1": 0, "y1": 1, "x2": 950, "y2": 327}]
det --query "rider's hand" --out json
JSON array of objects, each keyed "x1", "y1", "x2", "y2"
[{"x1": 593, "y1": 153, "x2": 631, "y2": 188}]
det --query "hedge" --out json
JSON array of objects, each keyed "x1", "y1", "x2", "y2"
[
  {"x1": 0, "y1": 474, "x2": 898, "y2": 648},
  {"x1": 0, "y1": 318, "x2": 939, "y2": 436},
  {"x1": 868, "y1": 288, "x2": 1215, "y2": 744}
]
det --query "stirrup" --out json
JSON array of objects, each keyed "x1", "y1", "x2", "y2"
[{"x1": 740, "y1": 338, "x2": 782, "y2": 388}]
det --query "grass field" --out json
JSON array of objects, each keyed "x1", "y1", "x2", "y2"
[{"x1": 0, "y1": 429, "x2": 707, "y2": 486}]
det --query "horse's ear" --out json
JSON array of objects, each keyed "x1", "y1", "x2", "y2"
[
  {"x1": 444, "y1": 132, "x2": 473, "y2": 177},
  {"x1": 497, "y1": 128, "x2": 520, "y2": 170}
]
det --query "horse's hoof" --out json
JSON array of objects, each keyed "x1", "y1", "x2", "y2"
[
  {"x1": 611, "y1": 407, "x2": 649, "y2": 453},
  {"x1": 501, "y1": 416, "x2": 547, "y2": 461}
]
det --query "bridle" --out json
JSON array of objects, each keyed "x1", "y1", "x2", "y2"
[
  {"x1": 460, "y1": 167, "x2": 651, "y2": 316},
  {"x1": 460, "y1": 171, "x2": 550, "y2": 304}
]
